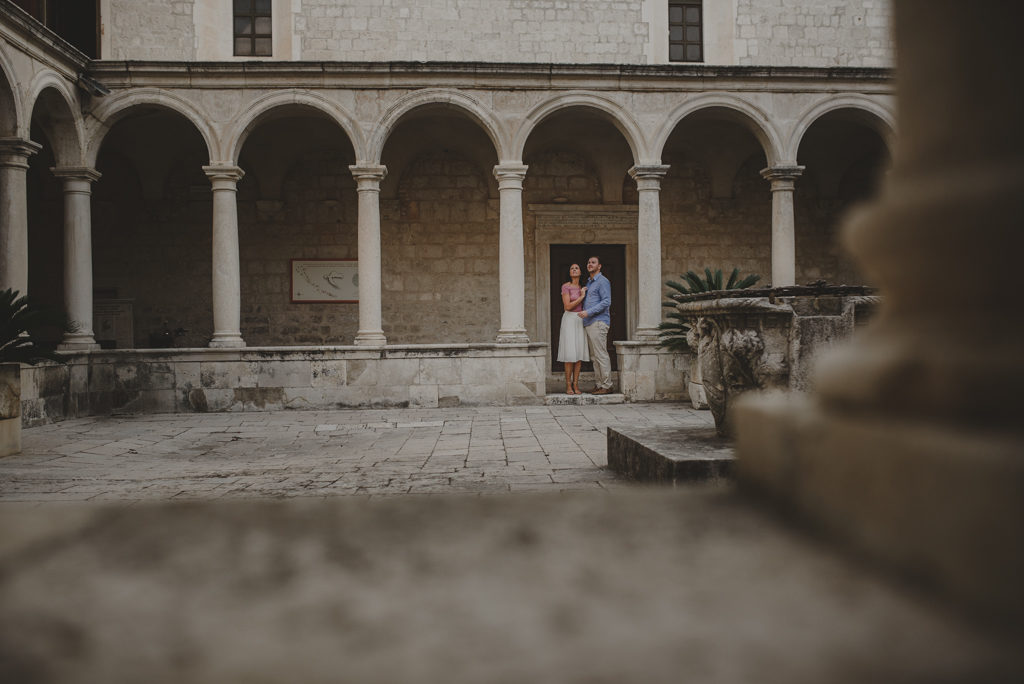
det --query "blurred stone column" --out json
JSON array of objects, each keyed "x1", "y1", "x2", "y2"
[
  {"x1": 736, "y1": 0, "x2": 1024, "y2": 625},
  {"x1": 494, "y1": 163, "x2": 529, "y2": 344},
  {"x1": 349, "y1": 164, "x2": 387, "y2": 346},
  {"x1": 52, "y1": 167, "x2": 102, "y2": 350},
  {"x1": 760, "y1": 165, "x2": 803, "y2": 287},
  {"x1": 203, "y1": 165, "x2": 246, "y2": 348},
  {"x1": 630, "y1": 164, "x2": 669, "y2": 340},
  {"x1": 0, "y1": 138, "x2": 40, "y2": 296}
]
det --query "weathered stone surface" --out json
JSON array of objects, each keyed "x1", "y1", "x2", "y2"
[
  {"x1": 608, "y1": 426, "x2": 733, "y2": 483},
  {"x1": 0, "y1": 488, "x2": 1016, "y2": 683},
  {"x1": 735, "y1": 392, "x2": 1024, "y2": 628},
  {"x1": 679, "y1": 291, "x2": 878, "y2": 435}
]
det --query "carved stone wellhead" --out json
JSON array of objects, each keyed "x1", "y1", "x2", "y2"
[{"x1": 677, "y1": 286, "x2": 878, "y2": 436}]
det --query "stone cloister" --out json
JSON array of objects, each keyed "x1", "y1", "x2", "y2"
[{"x1": 0, "y1": 10, "x2": 893, "y2": 416}]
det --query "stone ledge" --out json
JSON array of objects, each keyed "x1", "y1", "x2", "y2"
[
  {"x1": 544, "y1": 393, "x2": 625, "y2": 406},
  {"x1": 607, "y1": 426, "x2": 734, "y2": 483},
  {"x1": 0, "y1": 489, "x2": 1014, "y2": 683}
]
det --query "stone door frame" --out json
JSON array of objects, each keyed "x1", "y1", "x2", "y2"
[{"x1": 531, "y1": 204, "x2": 639, "y2": 374}]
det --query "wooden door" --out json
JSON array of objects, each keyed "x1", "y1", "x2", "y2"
[{"x1": 549, "y1": 244, "x2": 627, "y2": 372}]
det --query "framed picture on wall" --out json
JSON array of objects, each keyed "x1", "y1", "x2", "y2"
[{"x1": 290, "y1": 259, "x2": 359, "y2": 303}]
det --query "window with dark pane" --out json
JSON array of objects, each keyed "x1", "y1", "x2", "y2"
[
  {"x1": 669, "y1": 0, "x2": 702, "y2": 63},
  {"x1": 234, "y1": 0, "x2": 272, "y2": 56}
]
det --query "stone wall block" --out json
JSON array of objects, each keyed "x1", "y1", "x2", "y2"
[
  {"x1": 377, "y1": 358, "x2": 419, "y2": 387},
  {"x1": 417, "y1": 358, "x2": 462, "y2": 386},
  {"x1": 175, "y1": 362, "x2": 202, "y2": 391},
  {"x1": 311, "y1": 360, "x2": 347, "y2": 388},
  {"x1": 409, "y1": 385, "x2": 439, "y2": 408},
  {"x1": 256, "y1": 361, "x2": 312, "y2": 388},
  {"x1": 200, "y1": 362, "x2": 258, "y2": 389},
  {"x1": 346, "y1": 359, "x2": 379, "y2": 386}
]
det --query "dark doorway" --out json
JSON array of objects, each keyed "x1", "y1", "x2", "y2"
[{"x1": 549, "y1": 244, "x2": 627, "y2": 373}]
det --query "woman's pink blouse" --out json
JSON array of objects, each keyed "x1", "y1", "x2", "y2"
[{"x1": 561, "y1": 284, "x2": 583, "y2": 312}]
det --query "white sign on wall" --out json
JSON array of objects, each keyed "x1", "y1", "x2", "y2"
[{"x1": 291, "y1": 259, "x2": 359, "y2": 303}]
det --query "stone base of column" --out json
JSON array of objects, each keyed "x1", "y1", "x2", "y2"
[
  {"x1": 734, "y1": 391, "x2": 1024, "y2": 627},
  {"x1": 58, "y1": 333, "x2": 100, "y2": 351},
  {"x1": 208, "y1": 333, "x2": 246, "y2": 348},
  {"x1": 495, "y1": 329, "x2": 529, "y2": 345},
  {"x1": 354, "y1": 331, "x2": 387, "y2": 346},
  {"x1": 632, "y1": 327, "x2": 661, "y2": 342}
]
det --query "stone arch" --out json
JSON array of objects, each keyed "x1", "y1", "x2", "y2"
[
  {"x1": 367, "y1": 88, "x2": 507, "y2": 164},
  {"x1": 0, "y1": 44, "x2": 23, "y2": 137},
  {"x1": 513, "y1": 93, "x2": 646, "y2": 163},
  {"x1": 652, "y1": 94, "x2": 784, "y2": 167},
  {"x1": 788, "y1": 95, "x2": 896, "y2": 162},
  {"x1": 85, "y1": 89, "x2": 216, "y2": 166},
  {"x1": 225, "y1": 89, "x2": 365, "y2": 163},
  {"x1": 26, "y1": 72, "x2": 85, "y2": 166}
]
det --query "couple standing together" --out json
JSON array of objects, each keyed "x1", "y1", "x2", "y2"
[{"x1": 557, "y1": 256, "x2": 613, "y2": 396}]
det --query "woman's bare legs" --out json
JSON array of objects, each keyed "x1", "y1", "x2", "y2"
[
  {"x1": 564, "y1": 363, "x2": 574, "y2": 394},
  {"x1": 572, "y1": 361, "x2": 582, "y2": 394}
]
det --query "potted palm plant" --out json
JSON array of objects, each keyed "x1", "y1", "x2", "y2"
[
  {"x1": 1, "y1": 289, "x2": 70, "y2": 456},
  {"x1": 658, "y1": 268, "x2": 761, "y2": 410}
]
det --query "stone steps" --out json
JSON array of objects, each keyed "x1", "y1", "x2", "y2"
[
  {"x1": 544, "y1": 392, "x2": 626, "y2": 406},
  {"x1": 607, "y1": 425, "x2": 734, "y2": 483}
]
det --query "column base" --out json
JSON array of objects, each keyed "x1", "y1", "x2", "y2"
[
  {"x1": 58, "y1": 333, "x2": 100, "y2": 351},
  {"x1": 208, "y1": 333, "x2": 246, "y2": 348},
  {"x1": 495, "y1": 330, "x2": 530, "y2": 345},
  {"x1": 632, "y1": 327, "x2": 661, "y2": 342},
  {"x1": 354, "y1": 331, "x2": 387, "y2": 346}
]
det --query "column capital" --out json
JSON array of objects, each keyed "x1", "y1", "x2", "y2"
[
  {"x1": 51, "y1": 167, "x2": 102, "y2": 184},
  {"x1": 629, "y1": 164, "x2": 670, "y2": 191},
  {"x1": 493, "y1": 162, "x2": 528, "y2": 187},
  {"x1": 0, "y1": 137, "x2": 41, "y2": 168},
  {"x1": 349, "y1": 164, "x2": 387, "y2": 188},
  {"x1": 760, "y1": 165, "x2": 805, "y2": 187},
  {"x1": 203, "y1": 164, "x2": 245, "y2": 185}
]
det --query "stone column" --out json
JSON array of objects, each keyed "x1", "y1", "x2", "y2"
[
  {"x1": 203, "y1": 165, "x2": 246, "y2": 348},
  {"x1": 759, "y1": 165, "x2": 804, "y2": 287},
  {"x1": 348, "y1": 165, "x2": 387, "y2": 346},
  {"x1": 493, "y1": 163, "x2": 529, "y2": 344},
  {"x1": 735, "y1": 2, "x2": 1024, "y2": 624},
  {"x1": 51, "y1": 167, "x2": 102, "y2": 350},
  {"x1": 0, "y1": 138, "x2": 41, "y2": 296},
  {"x1": 629, "y1": 164, "x2": 670, "y2": 340}
]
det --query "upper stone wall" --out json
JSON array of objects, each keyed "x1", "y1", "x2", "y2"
[
  {"x1": 296, "y1": 0, "x2": 648, "y2": 63},
  {"x1": 106, "y1": 0, "x2": 196, "y2": 60},
  {"x1": 735, "y1": 0, "x2": 892, "y2": 67},
  {"x1": 98, "y1": 0, "x2": 893, "y2": 67}
]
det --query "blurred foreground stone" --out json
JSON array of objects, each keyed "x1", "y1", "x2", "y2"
[{"x1": 0, "y1": 489, "x2": 1020, "y2": 684}]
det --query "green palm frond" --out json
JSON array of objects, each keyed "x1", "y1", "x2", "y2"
[
  {"x1": 657, "y1": 267, "x2": 761, "y2": 351},
  {"x1": 0, "y1": 289, "x2": 73, "y2": 365}
]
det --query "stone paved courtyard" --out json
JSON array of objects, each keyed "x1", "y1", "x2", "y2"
[{"x1": 0, "y1": 402, "x2": 712, "y2": 504}]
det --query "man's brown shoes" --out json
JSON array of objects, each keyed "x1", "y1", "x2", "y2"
[{"x1": 591, "y1": 387, "x2": 611, "y2": 395}]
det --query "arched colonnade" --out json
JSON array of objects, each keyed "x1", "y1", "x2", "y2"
[{"x1": 0, "y1": 64, "x2": 895, "y2": 351}]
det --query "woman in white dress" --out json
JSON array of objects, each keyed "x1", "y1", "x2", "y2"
[{"x1": 556, "y1": 263, "x2": 590, "y2": 394}]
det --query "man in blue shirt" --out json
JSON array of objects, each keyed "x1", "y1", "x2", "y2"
[{"x1": 578, "y1": 255, "x2": 613, "y2": 394}]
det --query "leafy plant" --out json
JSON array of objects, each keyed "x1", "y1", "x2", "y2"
[
  {"x1": 0, "y1": 288, "x2": 72, "y2": 364},
  {"x1": 657, "y1": 268, "x2": 761, "y2": 353}
]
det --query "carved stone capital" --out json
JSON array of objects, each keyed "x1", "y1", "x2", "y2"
[
  {"x1": 349, "y1": 164, "x2": 388, "y2": 191},
  {"x1": 493, "y1": 163, "x2": 528, "y2": 190},
  {"x1": 760, "y1": 165, "x2": 804, "y2": 190},
  {"x1": 629, "y1": 164, "x2": 670, "y2": 191},
  {"x1": 0, "y1": 138, "x2": 41, "y2": 169},
  {"x1": 51, "y1": 167, "x2": 102, "y2": 188},
  {"x1": 203, "y1": 164, "x2": 245, "y2": 190}
]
